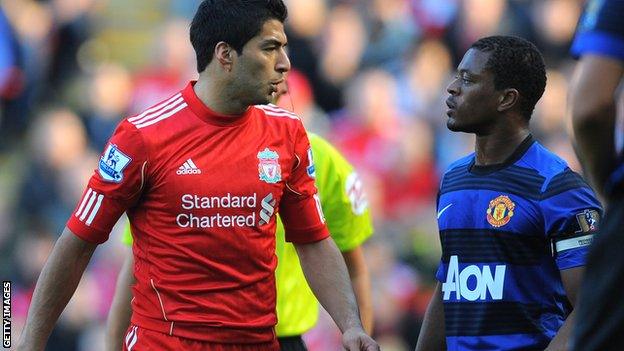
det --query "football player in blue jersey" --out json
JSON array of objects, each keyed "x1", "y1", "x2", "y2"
[
  {"x1": 569, "y1": 1, "x2": 624, "y2": 350},
  {"x1": 416, "y1": 36, "x2": 602, "y2": 351}
]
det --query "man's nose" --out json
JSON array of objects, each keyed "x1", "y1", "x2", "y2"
[
  {"x1": 446, "y1": 79, "x2": 459, "y2": 95},
  {"x1": 276, "y1": 48, "x2": 291, "y2": 74}
]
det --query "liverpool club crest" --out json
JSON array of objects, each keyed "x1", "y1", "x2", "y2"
[
  {"x1": 257, "y1": 148, "x2": 281, "y2": 184},
  {"x1": 486, "y1": 195, "x2": 515, "y2": 228}
]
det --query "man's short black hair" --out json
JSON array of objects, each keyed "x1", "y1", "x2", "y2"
[
  {"x1": 190, "y1": 0, "x2": 288, "y2": 73},
  {"x1": 470, "y1": 35, "x2": 547, "y2": 119}
]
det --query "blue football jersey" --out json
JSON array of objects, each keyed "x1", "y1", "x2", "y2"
[
  {"x1": 435, "y1": 136, "x2": 602, "y2": 351},
  {"x1": 571, "y1": 0, "x2": 624, "y2": 196}
]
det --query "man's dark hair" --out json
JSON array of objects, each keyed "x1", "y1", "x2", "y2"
[
  {"x1": 190, "y1": 0, "x2": 288, "y2": 73},
  {"x1": 470, "y1": 35, "x2": 547, "y2": 119}
]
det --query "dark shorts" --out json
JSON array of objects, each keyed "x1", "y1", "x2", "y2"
[
  {"x1": 278, "y1": 336, "x2": 308, "y2": 351},
  {"x1": 573, "y1": 197, "x2": 624, "y2": 351}
]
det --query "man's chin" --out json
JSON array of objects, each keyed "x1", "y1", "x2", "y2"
[
  {"x1": 446, "y1": 119, "x2": 461, "y2": 132},
  {"x1": 248, "y1": 95, "x2": 271, "y2": 107}
]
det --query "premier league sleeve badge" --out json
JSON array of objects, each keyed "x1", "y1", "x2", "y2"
[{"x1": 99, "y1": 143, "x2": 132, "y2": 183}]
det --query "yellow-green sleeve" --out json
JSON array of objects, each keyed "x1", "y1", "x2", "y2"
[
  {"x1": 274, "y1": 133, "x2": 374, "y2": 336},
  {"x1": 309, "y1": 133, "x2": 373, "y2": 251},
  {"x1": 122, "y1": 222, "x2": 133, "y2": 246}
]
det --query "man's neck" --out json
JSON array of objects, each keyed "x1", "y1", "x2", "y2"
[
  {"x1": 193, "y1": 75, "x2": 249, "y2": 116},
  {"x1": 474, "y1": 128, "x2": 531, "y2": 166}
]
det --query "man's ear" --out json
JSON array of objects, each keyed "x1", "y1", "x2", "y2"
[
  {"x1": 497, "y1": 88, "x2": 520, "y2": 113},
  {"x1": 215, "y1": 41, "x2": 234, "y2": 72}
]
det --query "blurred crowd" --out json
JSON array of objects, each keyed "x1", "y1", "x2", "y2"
[{"x1": 0, "y1": 0, "x2": 590, "y2": 350}]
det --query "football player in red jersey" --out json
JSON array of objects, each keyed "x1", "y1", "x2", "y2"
[{"x1": 16, "y1": 1, "x2": 378, "y2": 350}]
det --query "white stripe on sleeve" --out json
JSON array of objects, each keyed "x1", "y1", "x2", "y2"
[
  {"x1": 75, "y1": 188, "x2": 93, "y2": 217},
  {"x1": 85, "y1": 194, "x2": 104, "y2": 226},
  {"x1": 79, "y1": 191, "x2": 98, "y2": 221}
]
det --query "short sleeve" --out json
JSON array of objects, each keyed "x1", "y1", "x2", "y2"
[
  {"x1": 122, "y1": 221, "x2": 133, "y2": 246},
  {"x1": 571, "y1": 0, "x2": 624, "y2": 60},
  {"x1": 279, "y1": 123, "x2": 329, "y2": 244},
  {"x1": 67, "y1": 120, "x2": 148, "y2": 243},
  {"x1": 310, "y1": 134, "x2": 373, "y2": 252},
  {"x1": 541, "y1": 169, "x2": 603, "y2": 270}
]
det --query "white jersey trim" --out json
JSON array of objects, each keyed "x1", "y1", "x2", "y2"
[
  {"x1": 128, "y1": 93, "x2": 182, "y2": 123},
  {"x1": 130, "y1": 96, "x2": 185, "y2": 126},
  {"x1": 125, "y1": 325, "x2": 138, "y2": 350},
  {"x1": 134, "y1": 102, "x2": 188, "y2": 129},
  {"x1": 75, "y1": 188, "x2": 103, "y2": 226},
  {"x1": 127, "y1": 92, "x2": 188, "y2": 129},
  {"x1": 256, "y1": 104, "x2": 300, "y2": 120}
]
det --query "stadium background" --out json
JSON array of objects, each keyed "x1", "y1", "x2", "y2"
[{"x1": 0, "y1": 0, "x2": 606, "y2": 350}]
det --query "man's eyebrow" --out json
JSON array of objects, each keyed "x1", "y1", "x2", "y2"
[
  {"x1": 260, "y1": 38, "x2": 287, "y2": 47},
  {"x1": 457, "y1": 68, "x2": 478, "y2": 76}
]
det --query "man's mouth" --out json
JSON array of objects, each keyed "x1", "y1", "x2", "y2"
[
  {"x1": 445, "y1": 98, "x2": 456, "y2": 109},
  {"x1": 269, "y1": 79, "x2": 284, "y2": 93},
  {"x1": 445, "y1": 99, "x2": 456, "y2": 117}
]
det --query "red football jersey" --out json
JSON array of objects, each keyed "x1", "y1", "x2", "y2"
[{"x1": 67, "y1": 82, "x2": 329, "y2": 343}]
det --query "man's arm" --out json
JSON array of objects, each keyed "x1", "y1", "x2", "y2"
[
  {"x1": 415, "y1": 282, "x2": 446, "y2": 351},
  {"x1": 16, "y1": 227, "x2": 98, "y2": 351},
  {"x1": 106, "y1": 249, "x2": 134, "y2": 351},
  {"x1": 569, "y1": 55, "x2": 624, "y2": 200},
  {"x1": 295, "y1": 237, "x2": 379, "y2": 351},
  {"x1": 342, "y1": 246, "x2": 373, "y2": 334},
  {"x1": 545, "y1": 266, "x2": 585, "y2": 351}
]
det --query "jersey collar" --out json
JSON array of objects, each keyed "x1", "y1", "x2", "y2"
[{"x1": 469, "y1": 134, "x2": 535, "y2": 175}]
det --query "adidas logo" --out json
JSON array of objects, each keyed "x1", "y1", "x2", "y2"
[{"x1": 177, "y1": 158, "x2": 202, "y2": 175}]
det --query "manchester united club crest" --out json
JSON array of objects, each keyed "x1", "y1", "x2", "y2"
[
  {"x1": 486, "y1": 195, "x2": 515, "y2": 228},
  {"x1": 257, "y1": 148, "x2": 281, "y2": 184}
]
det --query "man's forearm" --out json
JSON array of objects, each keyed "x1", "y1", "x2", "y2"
[
  {"x1": 545, "y1": 309, "x2": 576, "y2": 351},
  {"x1": 545, "y1": 266, "x2": 583, "y2": 351},
  {"x1": 17, "y1": 228, "x2": 97, "y2": 350},
  {"x1": 342, "y1": 247, "x2": 373, "y2": 334},
  {"x1": 295, "y1": 237, "x2": 363, "y2": 332},
  {"x1": 106, "y1": 251, "x2": 134, "y2": 351},
  {"x1": 416, "y1": 283, "x2": 446, "y2": 351}
]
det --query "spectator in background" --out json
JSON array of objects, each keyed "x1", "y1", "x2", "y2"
[
  {"x1": 568, "y1": 1, "x2": 624, "y2": 350},
  {"x1": 0, "y1": 6, "x2": 26, "y2": 148}
]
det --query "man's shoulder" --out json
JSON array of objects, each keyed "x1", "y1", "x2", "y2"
[
  {"x1": 124, "y1": 91, "x2": 191, "y2": 133},
  {"x1": 443, "y1": 154, "x2": 475, "y2": 176},
  {"x1": 523, "y1": 143, "x2": 593, "y2": 198},
  {"x1": 254, "y1": 104, "x2": 301, "y2": 124},
  {"x1": 519, "y1": 142, "x2": 569, "y2": 179},
  {"x1": 308, "y1": 133, "x2": 352, "y2": 173}
]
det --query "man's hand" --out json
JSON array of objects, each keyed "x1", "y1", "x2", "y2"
[{"x1": 342, "y1": 327, "x2": 380, "y2": 351}]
